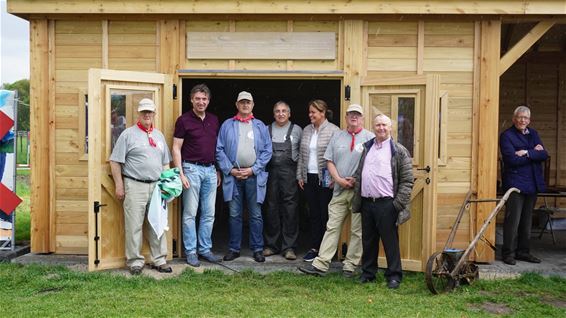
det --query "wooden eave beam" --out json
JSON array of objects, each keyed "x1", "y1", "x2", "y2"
[
  {"x1": 8, "y1": 0, "x2": 566, "y2": 15},
  {"x1": 499, "y1": 20, "x2": 556, "y2": 76}
]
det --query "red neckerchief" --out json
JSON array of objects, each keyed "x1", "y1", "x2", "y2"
[
  {"x1": 137, "y1": 121, "x2": 157, "y2": 147},
  {"x1": 348, "y1": 127, "x2": 363, "y2": 151},
  {"x1": 233, "y1": 113, "x2": 254, "y2": 123}
]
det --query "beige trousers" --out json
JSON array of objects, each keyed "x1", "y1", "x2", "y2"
[
  {"x1": 123, "y1": 178, "x2": 167, "y2": 268},
  {"x1": 312, "y1": 189, "x2": 362, "y2": 272}
]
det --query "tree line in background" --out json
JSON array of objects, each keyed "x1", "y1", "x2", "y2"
[{"x1": 2, "y1": 79, "x2": 30, "y2": 131}]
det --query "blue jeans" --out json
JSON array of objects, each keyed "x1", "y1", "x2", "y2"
[
  {"x1": 182, "y1": 163, "x2": 217, "y2": 255},
  {"x1": 228, "y1": 176, "x2": 264, "y2": 253}
]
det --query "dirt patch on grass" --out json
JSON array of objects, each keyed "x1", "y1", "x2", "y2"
[
  {"x1": 478, "y1": 290, "x2": 495, "y2": 297},
  {"x1": 542, "y1": 296, "x2": 566, "y2": 309},
  {"x1": 472, "y1": 302, "x2": 513, "y2": 315}
]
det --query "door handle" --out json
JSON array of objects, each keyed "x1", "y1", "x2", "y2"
[
  {"x1": 93, "y1": 201, "x2": 107, "y2": 266},
  {"x1": 417, "y1": 166, "x2": 431, "y2": 173},
  {"x1": 94, "y1": 201, "x2": 107, "y2": 212}
]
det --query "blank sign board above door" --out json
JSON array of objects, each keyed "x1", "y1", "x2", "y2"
[{"x1": 187, "y1": 32, "x2": 336, "y2": 60}]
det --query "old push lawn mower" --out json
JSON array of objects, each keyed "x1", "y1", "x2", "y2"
[{"x1": 425, "y1": 187, "x2": 520, "y2": 294}]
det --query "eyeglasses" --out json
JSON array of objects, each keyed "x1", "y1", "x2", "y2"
[{"x1": 515, "y1": 116, "x2": 530, "y2": 120}]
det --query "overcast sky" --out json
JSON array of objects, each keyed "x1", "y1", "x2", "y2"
[{"x1": 1, "y1": 0, "x2": 29, "y2": 84}]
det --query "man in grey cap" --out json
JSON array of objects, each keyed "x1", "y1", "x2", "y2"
[
  {"x1": 109, "y1": 98, "x2": 173, "y2": 275},
  {"x1": 299, "y1": 104, "x2": 374, "y2": 278},
  {"x1": 216, "y1": 91, "x2": 272, "y2": 263}
]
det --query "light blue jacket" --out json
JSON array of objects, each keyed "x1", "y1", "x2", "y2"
[{"x1": 216, "y1": 118, "x2": 273, "y2": 203}]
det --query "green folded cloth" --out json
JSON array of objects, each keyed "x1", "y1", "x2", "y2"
[{"x1": 158, "y1": 167, "x2": 182, "y2": 201}]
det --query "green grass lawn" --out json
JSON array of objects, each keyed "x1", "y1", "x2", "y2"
[
  {"x1": 16, "y1": 134, "x2": 30, "y2": 165},
  {"x1": 0, "y1": 264, "x2": 564, "y2": 317},
  {"x1": 4, "y1": 168, "x2": 566, "y2": 316},
  {"x1": 15, "y1": 168, "x2": 30, "y2": 241}
]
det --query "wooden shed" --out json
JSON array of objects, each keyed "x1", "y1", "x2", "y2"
[{"x1": 8, "y1": 0, "x2": 566, "y2": 271}]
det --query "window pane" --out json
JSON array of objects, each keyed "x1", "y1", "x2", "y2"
[
  {"x1": 110, "y1": 94, "x2": 127, "y2": 150},
  {"x1": 109, "y1": 90, "x2": 153, "y2": 152},
  {"x1": 397, "y1": 97, "x2": 415, "y2": 156}
]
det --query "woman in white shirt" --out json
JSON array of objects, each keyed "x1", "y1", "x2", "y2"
[{"x1": 296, "y1": 100, "x2": 339, "y2": 262}]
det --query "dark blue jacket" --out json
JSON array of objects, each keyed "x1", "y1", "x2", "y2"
[{"x1": 500, "y1": 126, "x2": 548, "y2": 194}]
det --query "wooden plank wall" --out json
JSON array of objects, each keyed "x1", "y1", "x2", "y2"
[
  {"x1": 54, "y1": 21, "x2": 101, "y2": 253},
  {"x1": 52, "y1": 19, "x2": 158, "y2": 254},
  {"x1": 46, "y1": 17, "x2": 479, "y2": 255},
  {"x1": 366, "y1": 21, "x2": 476, "y2": 251}
]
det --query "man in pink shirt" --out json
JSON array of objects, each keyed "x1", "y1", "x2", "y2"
[{"x1": 352, "y1": 114, "x2": 413, "y2": 289}]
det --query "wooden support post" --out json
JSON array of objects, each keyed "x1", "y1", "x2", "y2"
[
  {"x1": 48, "y1": 20, "x2": 56, "y2": 252},
  {"x1": 159, "y1": 19, "x2": 179, "y2": 137},
  {"x1": 470, "y1": 21, "x2": 481, "y2": 256},
  {"x1": 343, "y1": 19, "x2": 366, "y2": 113},
  {"x1": 476, "y1": 20, "x2": 501, "y2": 262},
  {"x1": 159, "y1": 19, "x2": 180, "y2": 258},
  {"x1": 340, "y1": 19, "x2": 366, "y2": 255},
  {"x1": 30, "y1": 19, "x2": 51, "y2": 253}
]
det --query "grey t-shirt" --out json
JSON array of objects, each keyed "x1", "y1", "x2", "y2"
[
  {"x1": 270, "y1": 122, "x2": 302, "y2": 162},
  {"x1": 236, "y1": 122, "x2": 257, "y2": 168},
  {"x1": 324, "y1": 129, "x2": 375, "y2": 194},
  {"x1": 109, "y1": 125, "x2": 171, "y2": 181}
]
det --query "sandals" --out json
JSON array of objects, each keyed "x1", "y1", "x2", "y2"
[{"x1": 151, "y1": 264, "x2": 173, "y2": 273}]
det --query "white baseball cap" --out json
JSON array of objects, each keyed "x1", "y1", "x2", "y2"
[
  {"x1": 237, "y1": 91, "x2": 253, "y2": 102},
  {"x1": 138, "y1": 98, "x2": 156, "y2": 112},
  {"x1": 346, "y1": 103, "x2": 363, "y2": 116}
]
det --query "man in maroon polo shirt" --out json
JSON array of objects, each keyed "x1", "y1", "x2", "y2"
[{"x1": 172, "y1": 84, "x2": 221, "y2": 267}]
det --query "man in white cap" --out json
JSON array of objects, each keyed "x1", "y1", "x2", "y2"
[
  {"x1": 299, "y1": 103, "x2": 374, "y2": 278},
  {"x1": 109, "y1": 98, "x2": 173, "y2": 275},
  {"x1": 216, "y1": 91, "x2": 272, "y2": 263}
]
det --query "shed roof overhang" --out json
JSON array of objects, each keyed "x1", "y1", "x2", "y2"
[{"x1": 7, "y1": 0, "x2": 566, "y2": 18}]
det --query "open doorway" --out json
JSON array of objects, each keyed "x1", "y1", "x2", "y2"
[
  {"x1": 498, "y1": 23, "x2": 566, "y2": 261},
  {"x1": 181, "y1": 78, "x2": 342, "y2": 127},
  {"x1": 179, "y1": 77, "x2": 342, "y2": 258}
]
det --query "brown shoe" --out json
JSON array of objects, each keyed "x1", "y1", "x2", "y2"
[
  {"x1": 283, "y1": 249, "x2": 297, "y2": 260},
  {"x1": 263, "y1": 247, "x2": 277, "y2": 257}
]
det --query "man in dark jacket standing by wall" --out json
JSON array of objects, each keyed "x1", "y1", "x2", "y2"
[
  {"x1": 353, "y1": 113, "x2": 413, "y2": 289},
  {"x1": 500, "y1": 105, "x2": 547, "y2": 265}
]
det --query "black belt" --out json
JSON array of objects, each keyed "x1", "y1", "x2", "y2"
[
  {"x1": 123, "y1": 175, "x2": 158, "y2": 184},
  {"x1": 362, "y1": 196, "x2": 393, "y2": 203},
  {"x1": 183, "y1": 160, "x2": 214, "y2": 167}
]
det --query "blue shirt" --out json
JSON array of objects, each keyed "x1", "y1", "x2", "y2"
[{"x1": 216, "y1": 118, "x2": 273, "y2": 203}]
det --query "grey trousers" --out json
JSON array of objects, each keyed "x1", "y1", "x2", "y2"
[
  {"x1": 123, "y1": 178, "x2": 168, "y2": 268},
  {"x1": 502, "y1": 191, "x2": 537, "y2": 258}
]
